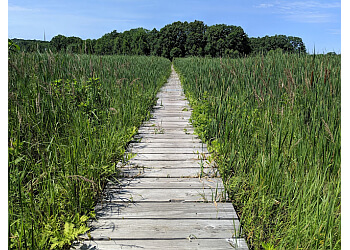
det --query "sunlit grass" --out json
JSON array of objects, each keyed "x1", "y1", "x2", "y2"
[
  {"x1": 8, "y1": 52, "x2": 171, "y2": 249},
  {"x1": 174, "y1": 52, "x2": 340, "y2": 249}
]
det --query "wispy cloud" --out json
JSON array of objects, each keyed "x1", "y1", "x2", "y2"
[
  {"x1": 255, "y1": 3, "x2": 274, "y2": 8},
  {"x1": 327, "y1": 28, "x2": 341, "y2": 35},
  {"x1": 254, "y1": 0, "x2": 340, "y2": 23},
  {"x1": 8, "y1": 5, "x2": 40, "y2": 12}
]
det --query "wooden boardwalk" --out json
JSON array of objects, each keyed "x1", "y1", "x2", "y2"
[{"x1": 73, "y1": 66, "x2": 249, "y2": 249}]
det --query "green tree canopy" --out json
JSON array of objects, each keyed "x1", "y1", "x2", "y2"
[
  {"x1": 250, "y1": 35, "x2": 306, "y2": 54},
  {"x1": 17, "y1": 21, "x2": 307, "y2": 58}
]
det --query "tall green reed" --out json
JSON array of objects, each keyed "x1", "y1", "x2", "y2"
[
  {"x1": 174, "y1": 51, "x2": 340, "y2": 249},
  {"x1": 8, "y1": 52, "x2": 171, "y2": 249}
]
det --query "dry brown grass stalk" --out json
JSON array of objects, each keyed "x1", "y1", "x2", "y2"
[
  {"x1": 252, "y1": 85, "x2": 262, "y2": 105},
  {"x1": 322, "y1": 118, "x2": 335, "y2": 143},
  {"x1": 36, "y1": 92, "x2": 41, "y2": 113},
  {"x1": 130, "y1": 78, "x2": 141, "y2": 85},
  {"x1": 67, "y1": 175, "x2": 99, "y2": 193}
]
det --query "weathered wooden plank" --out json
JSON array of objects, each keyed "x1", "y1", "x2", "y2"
[
  {"x1": 148, "y1": 115, "x2": 190, "y2": 120},
  {"x1": 133, "y1": 138, "x2": 202, "y2": 143},
  {"x1": 158, "y1": 95, "x2": 186, "y2": 98},
  {"x1": 156, "y1": 94, "x2": 185, "y2": 99},
  {"x1": 121, "y1": 168, "x2": 200, "y2": 178},
  {"x1": 159, "y1": 104, "x2": 190, "y2": 108},
  {"x1": 125, "y1": 159, "x2": 214, "y2": 168},
  {"x1": 147, "y1": 118, "x2": 190, "y2": 123},
  {"x1": 130, "y1": 153, "x2": 207, "y2": 161},
  {"x1": 148, "y1": 118, "x2": 190, "y2": 123},
  {"x1": 138, "y1": 126, "x2": 194, "y2": 131},
  {"x1": 160, "y1": 88, "x2": 182, "y2": 91},
  {"x1": 94, "y1": 202, "x2": 237, "y2": 219},
  {"x1": 157, "y1": 95, "x2": 186, "y2": 98},
  {"x1": 129, "y1": 147, "x2": 208, "y2": 154},
  {"x1": 103, "y1": 187, "x2": 227, "y2": 202},
  {"x1": 157, "y1": 99, "x2": 189, "y2": 103},
  {"x1": 157, "y1": 93, "x2": 186, "y2": 97},
  {"x1": 155, "y1": 105, "x2": 190, "y2": 109},
  {"x1": 152, "y1": 108, "x2": 193, "y2": 113},
  {"x1": 150, "y1": 114, "x2": 191, "y2": 118},
  {"x1": 82, "y1": 219, "x2": 241, "y2": 239},
  {"x1": 142, "y1": 121, "x2": 192, "y2": 127},
  {"x1": 121, "y1": 167, "x2": 219, "y2": 178},
  {"x1": 137, "y1": 128, "x2": 195, "y2": 134},
  {"x1": 137, "y1": 125, "x2": 193, "y2": 130},
  {"x1": 108, "y1": 177, "x2": 224, "y2": 189},
  {"x1": 153, "y1": 104, "x2": 191, "y2": 108},
  {"x1": 152, "y1": 107, "x2": 192, "y2": 111},
  {"x1": 135, "y1": 133, "x2": 199, "y2": 139},
  {"x1": 151, "y1": 110, "x2": 191, "y2": 115},
  {"x1": 130, "y1": 143, "x2": 207, "y2": 149},
  {"x1": 73, "y1": 238, "x2": 249, "y2": 250}
]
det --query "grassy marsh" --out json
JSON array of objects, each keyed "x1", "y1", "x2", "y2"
[{"x1": 174, "y1": 52, "x2": 340, "y2": 249}]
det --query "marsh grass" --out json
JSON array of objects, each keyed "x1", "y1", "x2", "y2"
[
  {"x1": 174, "y1": 52, "x2": 340, "y2": 249},
  {"x1": 8, "y1": 52, "x2": 171, "y2": 249}
]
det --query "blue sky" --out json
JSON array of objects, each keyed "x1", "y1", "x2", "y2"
[{"x1": 8, "y1": 0, "x2": 341, "y2": 53}]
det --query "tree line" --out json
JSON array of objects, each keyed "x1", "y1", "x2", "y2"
[{"x1": 12, "y1": 20, "x2": 307, "y2": 58}]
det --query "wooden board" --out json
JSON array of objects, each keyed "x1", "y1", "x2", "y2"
[
  {"x1": 150, "y1": 112, "x2": 191, "y2": 117},
  {"x1": 81, "y1": 219, "x2": 242, "y2": 239},
  {"x1": 153, "y1": 105, "x2": 191, "y2": 109},
  {"x1": 125, "y1": 160, "x2": 214, "y2": 169},
  {"x1": 148, "y1": 116, "x2": 190, "y2": 121},
  {"x1": 120, "y1": 168, "x2": 219, "y2": 178},
  {"x1": 129, "y1": 147, "x2": 208, "y2": 154},
  {"x1": 151, "y1": 109, "x2": 192, "y2": 113},
  {"x1": 103, "y1": 188, "x2": 227, "y2": 202},
  {"x1": 156, "y1": 100, "x2": 189, "y2": 105},
  {"x1": 135, "y1": 134, "x2": 199, "y2": 139},
  {"x1": 73, "y1": 238, "x2": 249, "y2": 250},
  {"x1": 142, "y1": 121, "x2": 192, "y2": 127},
  {"x1": 107, "y1": 177, "x2": 225, "y2": 189},
  {"x1": 137, "y1": 128, "x2": 195, "y2": 134},
  {"x1": 132, "y1": 138, "x2": 203, "y2": 143},
  {"x1": 130, "y1": 143, "x2": 207, "y2": 149},
  {"x1": 157, "y1": 100, "x2": 190, "y2": 105},
  {"x1": 94, "y1": 202, "x2": 237, "y2": 219},
  {"x1": 130, "y1": 153, "x2": 207, "y2": 161}
]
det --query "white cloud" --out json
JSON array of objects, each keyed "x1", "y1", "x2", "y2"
[
  {"x1": 255, "y1": 3, "x2": 274, "y2": 8},
  {"x1": 255, "y1": 0, "x2": 340, "y2": 23},
  {"x1": 285, "y1": 12, "x2": 331, "y2": 23},
  {"x1": 8, "y1": 5, "x2": 40, "y2": 12},
  {"x1": 328, "y1": 29, "x2": 341, "y2": 35}
]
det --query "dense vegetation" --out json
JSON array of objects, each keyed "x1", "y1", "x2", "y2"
[
  {"x1": 174, "y1": 52, "x2": 340, "y2": 249},
  {"x1": 8, "y1": 52, "x2": 171, "y2": 249},
  {"x1": 11, "y1": 38, "x2": 51, "y2": 53},
  {"x1": 12, "y1": 20, "x2": 306, "y2": 58}
]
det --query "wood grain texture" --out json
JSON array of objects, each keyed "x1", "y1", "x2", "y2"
[
  {"x1": 73, "y1": 238, "x2": 249, "y2": 250},
  {"x1": 94, "y1": 202, "x2": 237, "y2": 219},
  {"x1": 80, "y1": 219, "x2": 242, "y2": 239}
]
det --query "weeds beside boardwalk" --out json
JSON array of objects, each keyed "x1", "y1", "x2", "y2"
[
  {"x1": 8, "y1": 52, "x2": 171, "y2": 249},
  {"x1": 174, "y1": 52, "x2": 340, "y2": 249}
]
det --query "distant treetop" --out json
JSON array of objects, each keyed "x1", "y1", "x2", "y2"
[{"x1": 11, "y1": 20, "x2": 307, "y2": 58}]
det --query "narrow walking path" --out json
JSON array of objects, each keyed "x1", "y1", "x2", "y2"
[{"x1": 74, "y1": 66, "x2": 249, "y2": 249}]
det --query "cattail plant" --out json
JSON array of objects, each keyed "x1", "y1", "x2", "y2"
[
  {"x1": 174, "y1": 51, "x2": 340, "y2": 249},
  {"x1": 8, "y1": 52, "x2": 171, "y2": 249}
]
